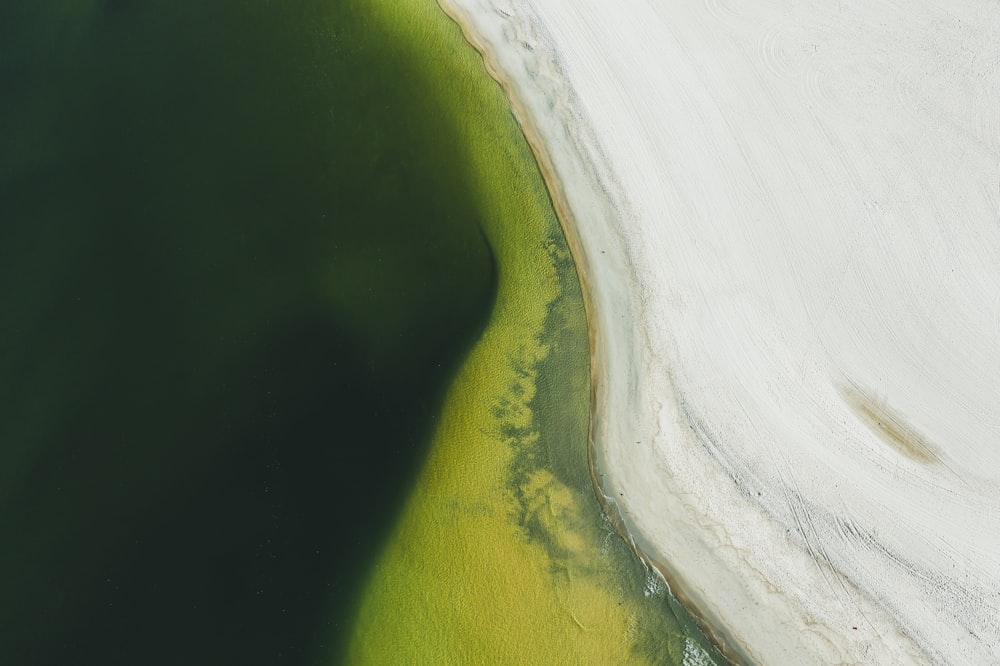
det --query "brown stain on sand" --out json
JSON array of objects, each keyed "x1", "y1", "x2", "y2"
[{"x1": 839, "y1": 382, "x2": 941, "y2": 465}]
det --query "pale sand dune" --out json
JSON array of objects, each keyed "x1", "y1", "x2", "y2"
[{"x1": 438, "y1": 0, "x2": 1000, "y2": 663}]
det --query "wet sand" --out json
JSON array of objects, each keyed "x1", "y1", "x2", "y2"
[{"x1": 438, "y1": 0, "x2": 1000, "y2": 663}]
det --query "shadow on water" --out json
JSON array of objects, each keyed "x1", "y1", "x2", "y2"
[{"x1": 0, "y1": 0, "x2": 496, "y2": 663}]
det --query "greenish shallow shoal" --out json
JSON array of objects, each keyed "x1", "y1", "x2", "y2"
[{"x1": 345, "y1": 1, "x2": 727, "y2": 664}]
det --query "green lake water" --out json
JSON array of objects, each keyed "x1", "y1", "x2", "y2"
[
  {"x1": 1, "y1": 1, "x2": 726, "y2": 664},
  {"x1": 2, "y1": 2, "x2": 494, "y2": 663}
]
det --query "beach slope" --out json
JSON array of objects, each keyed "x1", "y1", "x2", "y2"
[{"x1": 440, "y1": 0, "x2": 1000, "y2": 662}]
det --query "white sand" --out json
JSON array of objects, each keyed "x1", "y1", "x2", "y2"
[{"x1": 438, "y1": 0, "x2": 1000, "y2": 663}]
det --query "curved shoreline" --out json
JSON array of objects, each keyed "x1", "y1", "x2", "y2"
[
  {"x1": 433, "y1": 0, "x2": 1000, "y2": 664},
  {"x1": 433, "y1": 1, "x2": 746, "y2": 662},
  {"x1": 348, "y1": 0, "x2": 734, "y2": 662}
]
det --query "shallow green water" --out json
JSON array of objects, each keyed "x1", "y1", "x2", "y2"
[
  {"x1": 1, "y1": 2, "x2": 495, "y2": 663},
  {"x1": 1, "y1": 1, "x2": 727, "y2": 664}
]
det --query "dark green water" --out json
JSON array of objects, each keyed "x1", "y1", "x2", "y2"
[{"x1": 0, "y1": 2, "x2": 495, "y2": 663}]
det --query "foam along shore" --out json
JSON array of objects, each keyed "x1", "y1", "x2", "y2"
[{"x1": 438, "y1": 0, "x2": 1000, "y2": 663}]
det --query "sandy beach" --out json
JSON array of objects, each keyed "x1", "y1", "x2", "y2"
[{"x1": 439, "y1": 0, "x2": 1000, "y2": 663}]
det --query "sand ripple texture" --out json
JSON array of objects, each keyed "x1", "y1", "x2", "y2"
[{"x1": 439, "y1": 0, "x2": 1000, "y2": 663}]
